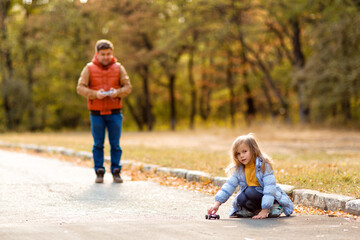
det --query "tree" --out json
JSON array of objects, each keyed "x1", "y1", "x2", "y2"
[
  {"x1": 295, "y1": 0, "x2": 360, "y2": 123},
  {"x1": 261, "y1": 0, "x2": 314, "y2": 122},
  {"x1": 1, "y1": 0, "x2": 359, "y2": 131},
  {"x1": 154, "y1": 0, "x2": 190, "y2": 131},
  {"x1": 0, "y1": 0, "x2": 15, "y2": 130},
  {"x1": 108, "y1": 0, "x2": 160, "y2": 131}
]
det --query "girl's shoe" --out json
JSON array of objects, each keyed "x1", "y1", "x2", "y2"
[
  {"x1": 268, "y1": 203, "x2": 283, "y2": 218},
  {"x1": 230, "y1": 208, "x2": 255, "y2": 218}
]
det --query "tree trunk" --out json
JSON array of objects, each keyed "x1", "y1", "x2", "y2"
[
  {"x1": 226, "y1": 49, "x2": 236, "y2": 127},
  {"x1": 169, "y1": 73, "x2": 176, "y2": 131},
  {"x1": 188, "y1": 43, "x2": 196, "y2": 130},
  {"x1": 141, "y1": 65, "x2": 153, "y2": 131},
  {"x1": 242, "y1": 39, "x2": 288, "y2": 119},
  {"x1": 26, "y1": 61, "x2": 36, "y2": 131},
  {"x1": 138, "y1": 32, "x2": 154, "y2": 131},
  {"x1": 199, "y1": 52, "x2": 213, "y2": 121},
  {"x1": 243, "y1": 82, "x2": 256, "y2": 125},
  {"x1": 159, "y1": 49, "x2": 184, "y2": 131},
  {"x1": 261, "y1": 81, "x2": 276, "y2": 119},
  {"x1": 342, "y1": 98, "x2": 351, "y2": 121},
  {"x1": 250, "y1": 52, "x2": 288, "y2": 119},
  {"x1": 0, "y1": 0, "x2": 14, "y2": 130},
  {"x1": 124, "y1": 98, "x2": 144, "y2": 131},
  {"x1": 249, "y1": 64, "x2": 276, "y2": 119},
  {"x1": 291, "y1": 18, "x2": 310, "y2": 123},
  {"x1": 239, "y1": 34, "x2": 256, "y2": 125},
  {"x1": 20, "y1": 10, "x2": 36, "y2": 131}
]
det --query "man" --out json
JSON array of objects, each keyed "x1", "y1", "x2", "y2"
[{"x1": 77, "y1": 39, "x2": 132, "y2": 183}]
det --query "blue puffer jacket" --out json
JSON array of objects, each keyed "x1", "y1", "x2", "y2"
[{"x1": 214, "y1": 157, "x2": 294, "y2": 216}]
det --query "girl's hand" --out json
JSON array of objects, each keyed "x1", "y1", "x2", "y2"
[
  {"x1": 252, "y1": 209, "x2": 269, "y2": 219},
  {"x1": 207, "y1": 201, "x2": 221, "y2": 214}
]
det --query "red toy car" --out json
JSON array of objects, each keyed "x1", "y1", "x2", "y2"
[{"x1": 205, "y1": 214, "x2": 220, "y2": 220}]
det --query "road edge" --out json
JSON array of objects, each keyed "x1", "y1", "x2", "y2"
[{"x1": 0, "y1": 141, "x2": 359, "y2": 216}]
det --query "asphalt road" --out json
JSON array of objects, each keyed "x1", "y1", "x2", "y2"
[{"x1": 0, "y1": 149, "x2": 359, "y2": 240}]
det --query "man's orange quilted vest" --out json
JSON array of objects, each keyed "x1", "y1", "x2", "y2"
[{"x1": 87, "y1": 56, "x2": 122, "y2": 115}]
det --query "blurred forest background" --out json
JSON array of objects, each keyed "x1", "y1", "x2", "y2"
[{"x1": 0, "y1": 0, "x2": 360, "y2": 132}]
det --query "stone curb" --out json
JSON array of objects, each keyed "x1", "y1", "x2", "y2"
[
  {"x1": 0, "y1": 142, "x2": 359, "y2": 216},
  {"x1": 293, "y1": 189, "x2": 358, "y2": 214}
]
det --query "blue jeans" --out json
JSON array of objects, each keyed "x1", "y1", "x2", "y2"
[
  {"x1": 236, "y1": 186, "x2": 264, "y2": 212},
  {"x1": 90, "y1": 113, "x2": 123, "y2": 174}
]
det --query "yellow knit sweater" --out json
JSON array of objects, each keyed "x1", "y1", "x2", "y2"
[{"x1": 244, "y1": 161, "x2": 260, "y2": 186}]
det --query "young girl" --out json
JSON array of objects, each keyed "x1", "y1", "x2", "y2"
[{"x1": 208, "y1": 133, "x2": 294, "y2": 219}]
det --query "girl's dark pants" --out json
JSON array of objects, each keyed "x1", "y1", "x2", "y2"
[{"x1": 236, "y1": 186, "x2": 263, "y2": 212}]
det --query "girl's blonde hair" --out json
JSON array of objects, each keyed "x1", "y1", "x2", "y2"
[{"x1": 226, "y1": 133, "x2": 273, "y2": 174}]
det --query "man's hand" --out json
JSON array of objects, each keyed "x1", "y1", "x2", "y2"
[
  {"x1": 252, "y1": 209, "x2": 269, "y2": 219},
  {"x1": 110, "y1": 88, "x2": 118, "y2": 98},
  {"x1": 207, "y1": 201, "x2": 221, "y2": 215},
  {"x1": 96, "y1": 89, "x2": 106, "y2": 99}
]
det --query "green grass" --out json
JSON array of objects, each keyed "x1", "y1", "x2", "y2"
[
  {"x1": 274, "y1": 152, "x2": 360, "y2": 197},
  {"x1": 1, "y1": 127, "x2": 360, "y2": 198},
  {"x1": 123, "y1": 145, "x2": 229, "y2": 176}
]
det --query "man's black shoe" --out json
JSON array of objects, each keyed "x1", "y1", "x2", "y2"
[
  {"x1": 112, "y1": 168, "x2": 123, "y2": 183},
  {"x1": 95, "y1": 168, "x2": 105, "y2": 183}
]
